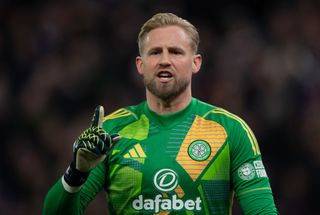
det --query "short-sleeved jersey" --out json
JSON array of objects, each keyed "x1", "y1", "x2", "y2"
[{"x1": 43, "y1": 98, "x2": 277, "y2": 215}]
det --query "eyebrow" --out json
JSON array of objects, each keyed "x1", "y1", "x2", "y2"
[{"x1": 147, "y1": 46, "x2": 186, "y2": 54}]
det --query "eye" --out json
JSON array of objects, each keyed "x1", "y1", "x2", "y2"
[
  {"x1": 172, "y1": 50, "x2": 182, "y2": 55},
  {"x1": 150, "y1": 51, "x2": 160, "y2": 55},
  {"x1": 169, "y1": 48, "x2": 184, "y2": 55},
  {"x1": 148, "y1": 48, "x2": 162, "y2": 56}
]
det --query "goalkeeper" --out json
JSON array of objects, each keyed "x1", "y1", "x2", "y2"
[{"x1": 43, "y1": 13, "x2": 278, "y2": 214}]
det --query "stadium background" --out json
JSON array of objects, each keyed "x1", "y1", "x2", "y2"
[{"x1": 0, "y1": 0, "x2": 319, "y2": 214}]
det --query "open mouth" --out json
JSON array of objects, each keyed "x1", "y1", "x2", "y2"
[{"x1": 157, "y1": 71, "x2": 173, "y2": 81}]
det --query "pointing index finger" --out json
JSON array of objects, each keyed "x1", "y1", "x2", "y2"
[{"x1": 91, "y1": 105, "x2": 105, "y2": 127}]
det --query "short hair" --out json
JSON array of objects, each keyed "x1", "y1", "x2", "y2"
[{"x1": 137, "y1": 13, "x2": 200, "y2": 55}]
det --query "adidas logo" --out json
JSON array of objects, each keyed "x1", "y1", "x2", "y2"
[{"x1": 124, "y1": 144, "x2": 146, "y2": 158}]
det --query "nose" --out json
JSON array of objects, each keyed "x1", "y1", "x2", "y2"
[{"x1": 159, "y1": 51, "x2": 171, "y2": 67}]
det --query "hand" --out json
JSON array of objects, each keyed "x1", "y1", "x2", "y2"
[
  {"x1": 74, "y1": 105, "x2": 120, "y2": 172},
  {"x1": 64, "y1": 105, "x2": 120, "y2": 187}
]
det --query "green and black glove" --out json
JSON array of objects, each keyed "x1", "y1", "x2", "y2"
[{"x1": 63, "y1": 105, "x2": 120, "y2": 187}]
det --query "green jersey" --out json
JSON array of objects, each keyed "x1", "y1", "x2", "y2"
[{"x1": 43, "y1": 98, "x2": 277, "y2": 214}]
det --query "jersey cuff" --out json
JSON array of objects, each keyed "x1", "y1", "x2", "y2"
[{"x1": 61, "y1": 176, "x2": 82, "y2": 193}]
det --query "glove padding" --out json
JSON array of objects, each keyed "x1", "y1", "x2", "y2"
[
  {"x1": 64, "y1": 105, "x2": 120, "y2": 187},
  {"x1": 74, "y1": 127, "x2": 120, "y2": 172}
]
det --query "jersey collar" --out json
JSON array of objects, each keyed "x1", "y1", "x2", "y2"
[{"x1": 144, "y1": 98, "x2": 196, "y2": 128}]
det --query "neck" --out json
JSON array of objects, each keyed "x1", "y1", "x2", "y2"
[{"x1": 146, "y1": 89, "x2": 192, "y2": 114}]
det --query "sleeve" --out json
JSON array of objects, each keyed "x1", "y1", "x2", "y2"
[
  {"x1": 43, "y1": 162, "x2": 106, "y2": 215},
  {"x1": 229, "y1": 118, "x2": 278, "y2": 214}
]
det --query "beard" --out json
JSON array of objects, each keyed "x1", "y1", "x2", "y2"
[{"x1": 144, "y1": 76, "x2": 190, "y2": 102}]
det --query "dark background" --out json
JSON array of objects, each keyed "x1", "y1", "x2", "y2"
[{"x1": 1, "y1": 0, "x2": 320, "y2": 214}]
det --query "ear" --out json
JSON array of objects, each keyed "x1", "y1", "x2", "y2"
[
  {"x1": 192, "y1": 54, "x2": 202, "y2": 74},
  {"x1": 136, "y1": 56, "x2": 143, "y2": 75}
]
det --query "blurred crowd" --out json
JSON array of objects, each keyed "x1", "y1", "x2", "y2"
[{"x1": 1, "y1": 0, "x2": 320, "y2": 214}]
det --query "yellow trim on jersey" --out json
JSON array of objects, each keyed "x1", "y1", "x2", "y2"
[
  {"x1": 205, "y1": 108, "x2": 260, "y2": 155},
  {"x1": 103, "y1": 108, "x2": 137, "y2": 122},
  {"x1": 134, "y1": 144, "x2": 146, "y2": 157},
  {"x1": 174, "y1": 186, "x2": 185, "y2": 198},
  {"x1": 129, "y1": 148, "x2": 138, "y2": 157},
  {"x1": 237, "y1": 187, "x2": 272, "y2": 197},
  {"x1": 123, "y1": 143, "x2": 146, "y2": 158}
]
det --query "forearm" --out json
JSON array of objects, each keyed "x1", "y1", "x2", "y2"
[
  {"x1": 237, "y1": 188, "x2": 278, "y2": 214},
  {"x1": 43, "y1": 106, "x2": 116, "y2": 214},
  {"x1": 43, "y1": 178, "x2": 82, "y2": 215}
]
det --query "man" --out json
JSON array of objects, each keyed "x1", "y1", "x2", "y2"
[{"x1": 43, "y1": 13, "x2": 278, "y2": 214}]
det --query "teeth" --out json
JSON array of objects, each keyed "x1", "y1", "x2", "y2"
[{"x1": 158, "y1": 72, "x2": 172, "y2": 78}]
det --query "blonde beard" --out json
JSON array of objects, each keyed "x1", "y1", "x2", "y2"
[{"x1": 144, "y1": 77, "x2": 190, "y2": 102}]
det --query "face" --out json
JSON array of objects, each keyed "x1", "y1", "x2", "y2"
[{"x1": 136, "y1": 25, "x2": 202, "y2": 101}]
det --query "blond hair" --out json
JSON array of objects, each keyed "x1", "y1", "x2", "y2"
[{"x1": 137, "y1": 13, "x2": 200, "y2": 54}]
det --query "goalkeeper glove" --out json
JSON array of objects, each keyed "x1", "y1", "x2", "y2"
[{"x1": 63, "y1": 105, "x2": 120, "y2": 188}]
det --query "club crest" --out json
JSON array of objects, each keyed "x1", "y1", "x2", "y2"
[{"x1": 188, "y1": 140, "x2": 211, "y2": 161}]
